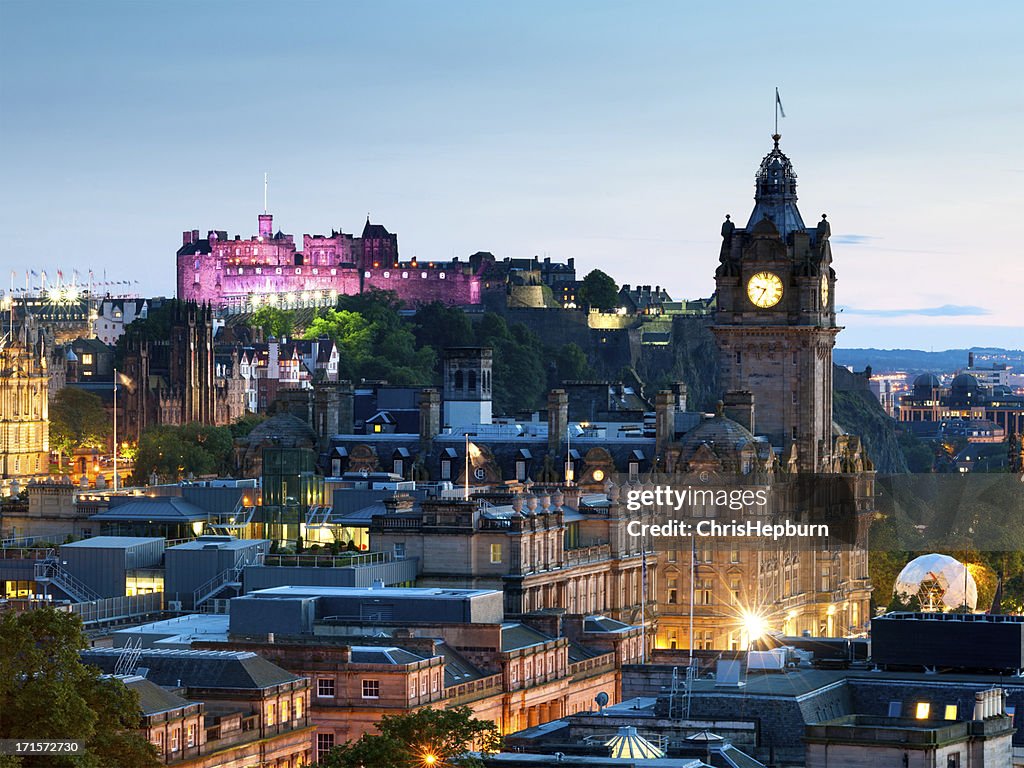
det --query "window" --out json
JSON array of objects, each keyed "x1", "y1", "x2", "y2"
[
  {"x1": 402, "y1": 271, "x2": 408, "y2": 279},
  {"x1": 735, "y1": 351, "x2": 741, "y2": 364},
  {"x1": 515, "y1": 460, "x2": 526, "y2": 481},
  {"x1": 820, "y1": 565, "x2": 831, "y2": 591},
  {"x1": 317, "y1": 733, "x2": 335, "y2": 760},
  {"x1": 490, "y1": 543, "x2": 502, "y2": 564},
  {"x1": 383, "y1": 271, "x2": 390, "y2": 278},
  {"x1": 915, "y1": 702, "x2": 930, "y2": 719},
  {"x1": 731, "y1": 577, "x2": 741, "y2": 604},
  {"x1": 153, "y1": 732, "x2": 164, "y2": 751},
  {"x1": 362, "y1": 679, "x2": 380, "y2": 699},
  {"x1": 667, "y1": 577, "x2": 678, "y2": 604},
  {"x1": 699, "y1": 630, "x2": 714, "y2": 650},
  {"x1": 393, "y1": 458, "x2": 404, "y2": 476},
  {"x1": 410, "y1": 676, "x2": 417, "y2": 698},
  {"x1": 440, "y1": 459, "x2": 452, "y2": 480},
  {"x1": 628, "y1": 461, "x2": 639, "y2": 481},
  {"x1": 170, "y1": 729, "x2": 180, "y2": 752},
  {"x1": 294, "y1": 695, "x2": 303, "y2": 720},
  {"x1": 317, "y1": 678, "x2": 335, "y2": 698},
  {"x1": 421, "y1": 674, "x2": 427, "y2": 695},
  {"x1": 394, "y1": 542, "x2": 406, "y2": 560},
  {"x1": 698, "y1": 578, "x2": 713, "y2": 605},
  {"x1": 81, "y1": 353, "x2": 94, "y2": 365},
  {"x1": 730, "y1": 546, "x2": 740, "y2": 563},
  {"x1": 510, "y1": 664, "x2": 519, "y2": 683},
  {"x1": 267, "y1": 702, "x2": 276, "y2": 726},
  {"x1": 186, "y1": 723, "x2": 196, "y2": 747},
  {"x1": 280, "y1": 699, "x2": 289, "y2": 723},
  {"x1": 439, "y1": 272, "x2": 446, "y2": 279},
  {"x1": 947, "y1": 754, "x2": 960, "y2": 768},
  {"x1": 431, "y1": 673, "x2": 438, "y2": 693},
  {"x1": 944, "y1": 704, "x2": 958, "y2": 720}
]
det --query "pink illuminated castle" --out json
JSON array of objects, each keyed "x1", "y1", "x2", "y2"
[{"x1": 177, "y1": 213, "x2": 501, "y2": 311}]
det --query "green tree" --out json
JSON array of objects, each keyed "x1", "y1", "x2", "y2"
[
  {"x1": 553, "y1": 342, "x2": 593, "y2": 385},
  {"x1": 577, "y1": 269, "x2": 619, "y2": 311},
  {"x1": 49, "y1": 388, "x2": 110, "y2": 470},
  {"x1": 251, "y1": 305, "x2": 295, "y2": 339},
  {"x1": 412, "y1": 302, "x2": 475, "y2": 354},
  {"x1": 315, "y1": 706, "x2": 501, "y2": 768},
  {"x1": 228, "y1": 413, "x2": 266, "y2": 439},
  {"x1": 475, "y1": 314, "x2": 546, "y2": 414},
  {"x1": 0, "y1": 608, "x2": 160, "y2": 768},
  {"x1": 131, "y1": 423, "x2": 235, "y2": 484}
]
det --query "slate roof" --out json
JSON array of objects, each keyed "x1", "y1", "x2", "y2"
[
  {"x1": 83, "y1": 648, "x2": 302, "y2": 690},
  {"x1": 500, "y1": 623, "x2": 552, "y2": 652},
  {"x1": 349, "y1": 646, "x2": 426, "y2": 665},
  {"x1": 90, "y1": 497, "x2": 212, "y2": 522},
  {"x1": 119, "y1": 675, "x2": 193, "y2": 715}
]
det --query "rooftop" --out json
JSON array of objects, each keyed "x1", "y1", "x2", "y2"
[{"x1": 248, "y1": 585, "x2": 498, "y2": 600}]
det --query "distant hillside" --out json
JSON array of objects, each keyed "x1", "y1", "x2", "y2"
[
  {"x1": 835, "y1": 347, "x2": 1024, "y2": 374},
  {"x1": 832, "y1": 365, "x2": 913, "y2": 473}
]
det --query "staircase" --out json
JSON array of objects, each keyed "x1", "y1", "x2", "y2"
[
  {"x1": 192, "y1": 551, "x2": 263, "y2": 609},
  {"x1": 34, "y1": 556, "x2": 103, "y2": 603}
]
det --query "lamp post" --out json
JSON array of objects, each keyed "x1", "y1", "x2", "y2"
[{"x1": 112, "y1": 367, "x2": 119, "y2": 491}]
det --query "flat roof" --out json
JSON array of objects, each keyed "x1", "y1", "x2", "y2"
[
  {"x1": 247, "y1": 585, "x2": 499, "y2": 600},
  {"x1": 114, "y1": 613, "x2": 230, "y2": 646},
  {"x1": 167, "y1": 537, "x2": 268, "y2": 551},
  {"x1": 61, "y1": 536, "x2": 164, "y2": 549}
]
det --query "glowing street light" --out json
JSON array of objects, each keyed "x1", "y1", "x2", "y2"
[{"x1": 741, "y1": 610, "x2": 768, "y2": 644}]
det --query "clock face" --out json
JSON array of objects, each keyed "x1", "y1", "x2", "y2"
[
  {"x1": 820, "y1": 274, "x2": 829, "y2": 307},
  {"x1": 747, "y1": 271, "x2": 784, "y2": 308}
]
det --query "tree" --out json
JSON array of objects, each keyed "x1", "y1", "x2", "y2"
[
  {"x1": 131, "y1": 423, "x2": 235, "y2": 484},
  {"x1": 49, "y1": 388, "x2": 110, "y2": 470},
  {"x1": 0, "y1": 608, "x2": 160, "y2": 768},
  {"x1": 553, "y1": 342, "x2": 593, "y2": 385},
  {"x1": 577, "y1": 269, "x2": 619, "y2": 311},
  {"x1": 412, "y1": 302, "x2": 475, "y2": 354},
  {"x1": 315, "y1": 706, "x2": 501, "y2": 768},
  {"x1": 251, "y1": 305, "x2": 295, "y2": 339}
]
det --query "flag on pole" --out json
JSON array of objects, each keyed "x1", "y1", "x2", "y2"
[
  {"x1": 775, "y1": 88, "x2": 786, "y2": 118},
  {"x1": 116, "y1": 371, "x2": 136, "y2": 394}
]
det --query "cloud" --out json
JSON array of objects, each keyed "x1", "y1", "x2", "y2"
[
  {"x1": 837, "y1": 304, "x2": 992, "y2": 318},
  {"x1": 832, "y1": 234, "x2": 878, "y2": 245}
]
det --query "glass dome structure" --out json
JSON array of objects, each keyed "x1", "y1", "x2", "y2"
[{"x1": 893, "y1": 553, "x2": 977, "y2": 612}]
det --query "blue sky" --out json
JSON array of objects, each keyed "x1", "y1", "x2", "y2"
[{"x1": 1, "y1": 1, "x2": 1021, "y2": 349}]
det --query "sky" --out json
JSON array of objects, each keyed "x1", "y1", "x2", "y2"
[{"x1": 1, "y1": 1, "x2": 1021, "y2": 350}]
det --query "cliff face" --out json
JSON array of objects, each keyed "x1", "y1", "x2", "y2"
[{"x1": 832, "y1": 365, "x2": 909, "y2": 474}]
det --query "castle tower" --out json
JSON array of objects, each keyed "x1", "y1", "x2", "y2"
[
  {"x1": 443, "y1": 347, "x2": 493, "y2": 430},
  {"x1": 712, "y1": 135, "x2": 837, "y2": 473}
]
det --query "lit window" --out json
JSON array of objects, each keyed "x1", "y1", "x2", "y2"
[
  {"x1": 267, "y1": 702, "x2": 276, "y2": 726},
  {"x1": 402, "y1": 271, "x2": 408, "y2": 279},
  {"x1": 490, "y1": 544, "x2": 502, "y2": 564},
  {"x1": 170, "y1": 729, "x2": 180, "y2": 752},
  {"x1": 915, "y1": 702, "x2": 930, "y2": 719},
  {"x1": 383, "y1": 271, "x2": 390, "y2": 278},
  {"x1": 439, "y1": 272, "x2": 445, "y2": 279},
  {"x1": 364, "y1": 271, "x2": 371, "y2": 278},
  {"x1": 944, "y1": 704, "x2": 957, "y2": 720},
  {"x1": 362, "y1": 679, "x2": 380, "y2": 699},
  {"x1": 186, "y1": 723, "x2": 196, "y2": 747},
  {"x1": 421, "y1": 271, "x2": 427, "y2": 279}
]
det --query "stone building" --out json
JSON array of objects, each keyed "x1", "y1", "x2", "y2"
[
  {"x1": 0, "y1": 317, "x2": 50, "y2": 486},
  {"x1": 85, "y1": 649, "x2": 314, "y2": 768},
  {"x1": 121, "y1": 301, "x2": 246, "y2": 440},
  {"x1": 176, "y1": 213, "x2": 506, "y2": 311}
]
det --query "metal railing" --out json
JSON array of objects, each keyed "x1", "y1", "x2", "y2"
[
  {"x1": 263, "y1": 551, "x2": 392, "y2": 568},
  {"x1": 33, "y1": 559, "x2": 103, "y2": 603}
]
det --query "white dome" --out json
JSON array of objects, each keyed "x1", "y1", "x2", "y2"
[{"x1": 894, "y1": 553, "x2": 977, "y2": 612}]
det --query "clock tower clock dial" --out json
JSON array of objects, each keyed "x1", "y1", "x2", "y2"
[
  {"x1": 747, "y1": 271, "x2": 784, "y2": 308},
  {"x1": 820, "y1": 273, "x2": 829, "y2": 308}
]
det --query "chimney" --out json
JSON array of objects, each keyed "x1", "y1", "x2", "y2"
[
  {"x1": 183, "y1": 231, "x2": 193, "y2": 246},
  {"x1": 655, "y1": 390, "x2": 675, "y2": 455},
  {"x1": 258, "y1": 213, "x2": 273, "y2": 239},
  {"x1": 548, "y1": 390, "x2": 568, "y2": 457},
  {"x1": 419, "y1": 388, "x2": 440, "y2": 447},
  {"x1": 723, "y1": 390, "x2": 755, "y2": 434},
  {"x1": 338, "y1": 380, "x2": 354, "y2": 434},
  {"x1": 191, "y1": 229, "x2": 200, "y2": 243}
]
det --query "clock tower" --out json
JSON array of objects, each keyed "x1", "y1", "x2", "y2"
[{"x1": 712, "y1": 134, "x2": 837, "y2": 473}]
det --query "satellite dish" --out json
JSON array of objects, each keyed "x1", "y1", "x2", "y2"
[{"x1": 595, "y1": 691, "x2": 609, "y2": 713}]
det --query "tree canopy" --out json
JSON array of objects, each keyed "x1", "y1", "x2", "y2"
[
  {"x1": 314, "y1": 706, "x2": 501, "y2": 768},
  {"x1": 131, "y1": 422, "x2": 235, "y2": 484},
  {"x1": 49, "y1": 388, "x2": 110, "y2": 468},
  {"x1": 251, "y1": 305, "x2": 295, "y2": 339},
  {"x1": 0, "y1": 608, "x2": 160, "y2": 768},
  {"x1": 577, "y1": 269, "x2": 619, "y2": 311}
]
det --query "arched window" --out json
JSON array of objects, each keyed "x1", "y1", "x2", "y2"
[{"x1": 454, "y1": 370, "x2": 463, "y2": 390}]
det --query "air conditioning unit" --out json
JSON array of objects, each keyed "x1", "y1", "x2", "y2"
[{"x1": 168, "y1": 600, "x2": 183, "y2": 612}]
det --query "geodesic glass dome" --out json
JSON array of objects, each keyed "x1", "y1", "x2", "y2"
[{"x1": 893, "y1": 553, "x2": 977, "y2": 612}]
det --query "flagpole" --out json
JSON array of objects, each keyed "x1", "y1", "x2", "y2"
[
  {"x1": 689, "y1": 537, "x2": 695, "y2": 665},
  {"x1": 113, "y1": 368, "x2": 118, "y2": 492},
  {"x1": 464, "y1": 433, "x2": 470, "y2": 500},
  {"x1": 640, "y1": 541, "x2": 647, "y2": 664}
]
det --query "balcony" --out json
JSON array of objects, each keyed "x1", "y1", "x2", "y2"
[{"x1": 564, "y1": 544, "x2": 611, "y2": 567}]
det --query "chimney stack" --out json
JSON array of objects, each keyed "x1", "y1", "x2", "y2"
[
  {"x1": 548, "y1": 390, "x2": 568, "y2": 457},
  {"x1": 655, "y1": 390, "x2": 675, "y2": 455},
  {"x1": 723, "y1": 390, "x2": 756, "y2": 434},
  {"x1": 671, "y1": 381, "x2": 688, "y2": 412},
  {"x1": 419, "y1": 388, "x2": 440, "y2": 447}
]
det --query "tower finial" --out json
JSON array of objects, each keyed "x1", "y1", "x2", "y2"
[{"x1": 772, "y1": 133, "x2": 781, "y2": 149}]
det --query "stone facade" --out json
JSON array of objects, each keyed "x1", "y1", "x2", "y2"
[
  {"x1": 0, "y1": 318, "x2": 50, "y2": 483},
  {"x1": 177, "y1": 214, "x2": 499, "y2": 311}
]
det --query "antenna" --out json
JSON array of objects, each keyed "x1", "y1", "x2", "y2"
[{"x1": 264, "y1": 173, "x2": 269, "y2": 213}]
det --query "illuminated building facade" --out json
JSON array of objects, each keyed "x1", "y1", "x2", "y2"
[
  {"x1": 0, "y1": 317, "x2": 50, "y2": 484},
  {"x1": 177, "y1": 214, "x2": 503, "y2": 311}
]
